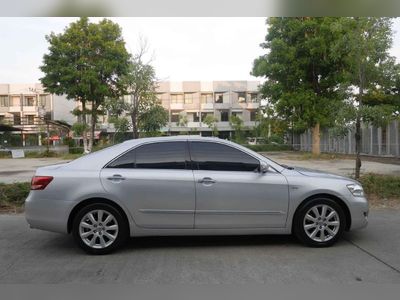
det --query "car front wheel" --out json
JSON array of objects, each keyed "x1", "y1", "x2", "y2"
[
  {"x1": 72, "y1": 203, "x2": 128, "y2": 254},
  {"x1": 293, "y1": 198, "x2": 346, "y2": 247}
]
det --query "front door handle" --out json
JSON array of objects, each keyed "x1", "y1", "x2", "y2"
[
  {"x1": 198, "y1": 177, "x2": 216, "y2": 184},
  {"x1": 107, "y1": 174, "x2": 126, "y2": 182}
]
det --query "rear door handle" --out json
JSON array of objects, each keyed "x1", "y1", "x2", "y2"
[
  {"x1": 198, "y1": 177, "x2": 216, "y2": 184},
  {"x1": 107, "y1": 174, "x2": 126, "y2": 181}
]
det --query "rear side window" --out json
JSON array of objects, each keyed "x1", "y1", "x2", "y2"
[
  {"x1": 189, "y1": 141, "x2": 259, "y2": 172},
  {"x1": 107, "y1": 141, "x2": 189, "y2": 170}
]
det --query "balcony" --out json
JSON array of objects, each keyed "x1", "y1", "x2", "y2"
[
  {"x1": 9, "y1": 106, "x2": 21, "y2": 112},
  {"x1": 23, "y1": 106, "x2": 38, "y2": 113},
  {"x1": 200, "y1": 103, "x2": 213, "y2": 110},
  {"x1": 246, "y1": 102, "x2": 259, "y2": 109},
  {"x1": 170, "y1": 103, "x2": 184, "y2": 110}
]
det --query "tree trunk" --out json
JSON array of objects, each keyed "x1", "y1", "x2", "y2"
[
  {"x1": 88, "y1": 112, "x2": 96, "y2": 152},
  {"x1": 131, "y1": 113, "x2": 139, "y2": 139},
  {"x1": 311, "y1": 122, "x2": 321, "y2": 155},
  {"x1": 355, "y1": 65, "x2": 364, "y2": 179},
  {"x1": 81, "y1": 101, "x2": 89, "y2": 153},
  {"x1": 355, "y1": 116, "x2": 362, "y2": 179}
]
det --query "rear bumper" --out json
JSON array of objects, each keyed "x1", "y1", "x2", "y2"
[{"x1": 25, "y1": 192, "x2": 71, "y2": 234}]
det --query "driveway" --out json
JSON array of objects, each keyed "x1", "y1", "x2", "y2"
[{"x1": 0, "y1": 209, "x2": 399, "y2": 283}]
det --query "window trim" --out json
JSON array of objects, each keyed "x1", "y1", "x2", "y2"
[
  {"x1": 104, "y1": 140, "x2": 192, "y2": 170},
  {"x1": 188, "y1": 140, "x2": 261, "y2": 172}
]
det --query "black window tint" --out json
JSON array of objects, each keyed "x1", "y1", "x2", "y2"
[
  {"x1": 135, "y1": 142, "x2": 188, "y2": 169},
  {"x1": 107, "y1": 149, "x2": 135, "y2": 169},
  {"x1": 190, "y1": 142, "x2": 259, "y2": 172}
]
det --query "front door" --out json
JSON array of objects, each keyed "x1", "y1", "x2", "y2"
[
  {"x1": 189, "y1": 141, "x2": 289, "y2": 229},
  {"x1": 100, "y1": 141, "x2": 195, "y2": 229}
]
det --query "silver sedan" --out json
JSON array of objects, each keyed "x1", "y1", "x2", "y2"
[{"x1": 25, "y1": 136, "x2": 368, "y2": 254}]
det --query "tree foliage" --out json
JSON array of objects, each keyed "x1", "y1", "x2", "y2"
[
  {"x1": 252, "y1": 17, "x2": 348, "y2": 154},
  {"x1": 123, "y1": 40, "x2": 161, "y2": 139},
  {"x1": 139, "y1": 105, "x2": 168, "y2": 136},
  {"x1": 40, "y1": 17, "x2": 130, "y2": 151}
]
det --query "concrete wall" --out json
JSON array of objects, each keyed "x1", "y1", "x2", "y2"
[{"x1": 295, "y1": 120, "x2": 400, "y2": 157}]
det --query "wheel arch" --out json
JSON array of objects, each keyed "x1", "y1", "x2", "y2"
[
  {"x1": 67, "y1": 197, "x2": 130, "y2": 234},
  {"x1": 293, "y1": 193, "x2": 351, "y2": 231}
]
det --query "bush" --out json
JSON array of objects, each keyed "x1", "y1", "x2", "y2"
[
  {"x1": 24, "y1": 151, "x2": 58, "y2": 158},
  {"x1": 359, "y1": 174, "x2": 400, "y2": 199},
  {"x1": 0, "y1": 182, "x2": 30, "y2": 210},
  {"x1": 244, "y1": 144, "x2": 292, "y2": 152}
]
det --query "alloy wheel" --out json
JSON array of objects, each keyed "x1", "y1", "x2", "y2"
[
  {"x1": 303, "y1": 204, "x2": 340, "y2": 243},
  {"x1": 79, "y1": 209, "x2": 119, "y2": 249}
]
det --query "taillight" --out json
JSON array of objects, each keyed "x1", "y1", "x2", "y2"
[{"x1": 31, "y1": 176, "x2": 54, "y2": 190}]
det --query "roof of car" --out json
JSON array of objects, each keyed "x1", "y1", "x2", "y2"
[{"x1": 122, "y1": 135, "x2": 222, "y2": 145}]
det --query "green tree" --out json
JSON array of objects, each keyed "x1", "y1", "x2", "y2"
[
  {"x1": 139, "y1": 105, "x2": 168, "y2": 137},
  {"x1": 40, "y1": 17, "x2": 130, "y2": 152},
  {"x1": 203, "y1": 115, "x2": 218, "y2": 137},
  {"x1": 333, "y1": 17, "x2": 397, "y2": 178},
  {"x1": 229, "y1": 115, "x2": 245, "y2": 143},
  {"x1": 124, "y1": 40, "x2": 161, "y2": 139},
  {"x1": 252, "y1": 17, "x2": 347, "y2": 155}
]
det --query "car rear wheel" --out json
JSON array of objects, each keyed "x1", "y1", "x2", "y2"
[
  {"x1": 293, "y1": 198, "x2": 346, "y2": 247},
  {"x1": 72, "y1": 203, "x2": 128, "y2": 254}
]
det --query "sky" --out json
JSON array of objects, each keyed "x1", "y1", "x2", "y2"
[{"x1": 0, "y1": 17, "x2": 399, "y2": 84}]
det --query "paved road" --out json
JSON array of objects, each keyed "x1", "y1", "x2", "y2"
[
  {"x1": 1, "y1": 154, "x2": 400, "y2": 183},
  {"x1": 0, "y1": 209, "x2": 399, "y2": 283}
]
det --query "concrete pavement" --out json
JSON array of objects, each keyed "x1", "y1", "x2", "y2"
[{"x1": 0, "y1": 209, "x2": 399, "y2": 283}]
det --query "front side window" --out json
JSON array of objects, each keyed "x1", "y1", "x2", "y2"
[
  {"x1": 190, "y1": 141, "x2": 259, "y2": 172},
  {"x1": 107, "y1": 142, "x2": 189, "y2": 170}
]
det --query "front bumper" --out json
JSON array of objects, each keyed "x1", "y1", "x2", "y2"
[
  {"x1": 349, "y1": 196, "x2": 369, "y2": 230},
  {"x1": 25, "y1": 191, "x2": 71, "y2": 234}
]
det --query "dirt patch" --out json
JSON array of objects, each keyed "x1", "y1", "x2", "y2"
[
  {"x1": 368, "y1": 195, "x2": 400, "y2": 209},
  {"x1": 0, "y1": 204, "x2": 24, "y2": 214}
]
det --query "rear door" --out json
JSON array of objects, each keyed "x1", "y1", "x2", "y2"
[
  {"x1": 100, "y1": 141, "x2": 196, "y2": 229},
  {"x1": 190, "y1": 141, "x2": 289, "y2": 229}
]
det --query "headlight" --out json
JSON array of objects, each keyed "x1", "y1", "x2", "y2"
[{"x1": 347, "y1": 183, "x2": 364, "y2": 197}]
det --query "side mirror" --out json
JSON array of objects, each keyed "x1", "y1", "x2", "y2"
[{"x1": 259, "y1": 162, "x2": 269, "y2": 173}]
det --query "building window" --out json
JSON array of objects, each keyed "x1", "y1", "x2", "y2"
[
  {"x1": 249, "y1": 93, "x2": 258, "y2": 103},
  {"x1": 187, "y1": 112, "x2": 199, "y2": 122},
  {"x1": 250, "y1": 111, "x2": 257, "y2": 121},
  {"x1": 220, "y1": 110, "x2": 229, "y2": 122},
  {"x1": 201, "y1": 93, "x2": 213, "y2": 104},
  {"x1": 232, "y1": 112, "x2": 242, "y2": 119},
  {"x1": 27, "y1": 115, "x2": 35, "y2": 125},
  {"x1": 13, "y1": 113, "x2": 21, "y2": 125},
  {"x1": 201, "y1": 112, "x2": 213, "y2": 121},
  {"x1": 12, "y1": 96, "x2": 21, "y2": 106},
  {"x1": 0, "y1": 95, "x2": 9, "y2": 107},
  {"x1": 171, "y1": 112, "x2": 180, "y2": 123},
  {"x1": 23, "y1": 96, "x2": 35, "y2": 106},
  {"x1": 214, "y1": 93, "x2": 224, "y2": 104},
  {"x1": 0, "y1": 115, "x2": 4, "y2": 123},
  {"x1": 171, "y1": 94, "x2": 184, "y2": 104},
  {"x1": 184, "y1": 93, "x2": 194, "y2": 104},
  {"x1": 39, "y1": 95, "x2": 49, "y2": 107},
  {"x1": 237, "y1": 92, "x2": 246, "y2": 103}
]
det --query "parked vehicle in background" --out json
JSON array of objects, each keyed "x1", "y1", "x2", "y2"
[{"x1": 25, "y1": 136, "x2": 368, "y2": 254}]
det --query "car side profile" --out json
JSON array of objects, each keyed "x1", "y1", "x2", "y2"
[{"x1": 25, "y1": 136, "x2": 369, "y2": 254}]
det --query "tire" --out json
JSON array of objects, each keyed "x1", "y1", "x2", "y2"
[
  {"x1": 72, "y1": 203, "x2": 129, "y2": 255},
  {"x1": 293, "y1": 198, "x2": 346, "y2": 247}
]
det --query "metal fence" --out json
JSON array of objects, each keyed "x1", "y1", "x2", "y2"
[{"x1": 294, "y1": 120, "x2": 400, "y2": 157}]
